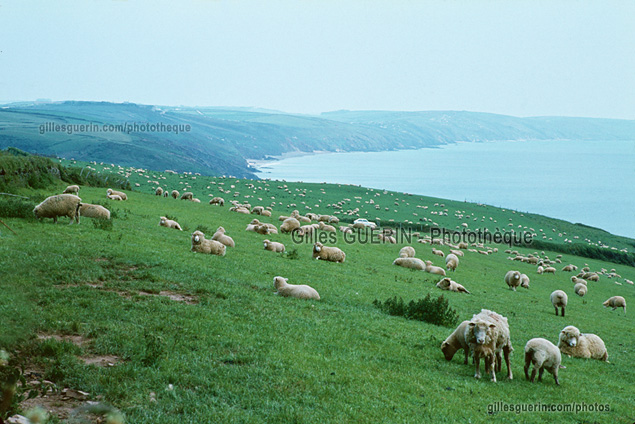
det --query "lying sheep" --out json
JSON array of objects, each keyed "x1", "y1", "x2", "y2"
[
  {"x1": 524, "y1": 338, "x2": 562, "y2": 385},
  {"x1": 571, "y1": 276, "x2": 587, "y2": 285},
  {"x1": 33, "y1": 194, "x2": 82, "y2": 224},
  {"x1": 79, "y1": 203, "x2": 110, "y2": 220},
  {"x1": 155, "y1": 187, "x2": 164, "y2": 196},
  {"x1": 106, "y1": 189, "x2": 127, "y2": 200},
  {"x1": 191, "y1": 231, "x2": 226, "y2": 256},
  {"x1": 263, "y1": 239, "x2": 285, "y2": 253},
  {"x1": 458, "y1": 242, "x2": 468, "y2": 249},
  {"x1": 399, "y1": 246, "x2": 416, "y2": 258},
  {"x1": 449, "y1": 249, "x2": 464, "y2": 257},
  {"x1": 180, "y1": 191, "x2": 193, "y2": 200},
  {"x1": 602, "y1": 296, "x2": 626, "y2": 314},
  {"x1": 436, "y1": 277, "x2": 470, "y2": 294},
  {"x1": 424, "y1": 260, "x2": 446, "y2": 276},
  {"x1": 441, "y1": 320, "x2": 471, "y2": 364},
  {"x1": 280, "y1": 217, "x2": 301, "y2": 233},
  {"x1": 574, "y1": 282, "x2": 587, "y2": 297},
  {"x1": 520, "y1": 274, "x2": 530, "y2": 289},
  {"x1": 313, "y1": 242, "x2": 346, "y2": 263},
  {"x1": 550, "y1": 290, "x2": 568, "y2": 317},
  {"x1": 445, "y1": 253, "x2": 459, "y2": 272},
  {"x1": 393, "y1": 257, "x2": 425, "y2": 270},
  {"x1": 107, "y1": 194, "x2": 123, "y2": 201},
  {"x1": 319, "y1": 222, "x2": 337, "y2": 232},
  {"x1": 558, "y1": 326, "x2": 608, "y2": 361},
  {"x1": 273, "y1": 276, "x2": 320, "y2": 300},
  {"x1": 171, "y1": 190, "x2": 179, "y2": 199},
  {"x1": 464, "y1": 309, "x2": 513, "y2": 382},
  {"x1": 159, "y1": 216, "x2": 182, "y2": 231},
  {"x1": 212, "y1": 226, "x2": 235, "y2": 248},
  {"x1": 63, "y1": 185, "x2": 80, "y2": 195},
  {"x1": 191, "y1": 198, "x2": 201, "y2": 203},
  {"x1": 504, "y1": 270, "x2": 522, "y2": 291},
  {"x1": 432, "y1": 248, "x2": 445, "y2": 257},
  {"x1": 209, "y1": 197, "x2": 225, "y2": 206}
]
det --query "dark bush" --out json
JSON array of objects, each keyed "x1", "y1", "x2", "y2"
[{"x1": 373, "y1": 294, "x2": 459, "y2": 327}]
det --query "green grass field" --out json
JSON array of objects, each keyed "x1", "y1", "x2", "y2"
[{"x1": 1, "y1": 176, "x2": 634, "y2": 423}]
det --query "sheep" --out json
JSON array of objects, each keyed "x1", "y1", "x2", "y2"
[
  {"x1": 191, "y1": 198, "x2": 201, "y2": 203},
  {"x1": 273, "y1": 276, "x2": 320, "y2": 300},
  {"x1": 392, "y1": 257, "x2": 425, "y2": 270},
  {"x1": 280, "y1": 217, "x2": 301, "y2": 234},
  {"x1": 63, "y1": 185, "x2": 80, "y2": 195},
  {"x1": 312, "y1": 242, "x2": 346, "y2": 263},
  {"x1": 106, "y1": 189, "x2": 127, "y2": 200},
  {"x1": 378, "y1": 234, "x2": 396, "y2": 244},
  {"x1": 543, "y1": 266, "x2": 556, "y2": 274},
  {"x1": 339, "y1": 225, "x2": 353, "y2": 234},
  {"x1": 107, "y1": 194, "x2": 123, "y2": 201},
  {"x1": 464, "y1": 309, "x2": 513, "y2": 382},
  {"x1": 180, "y1": 191, "x2": 193, "y2": 200},
  {"x1": 458, "y1": 242, "x2": 468, "y2": 249},
  {"x1": 251, "y1": 206, "x2": 265, "y2": 215},
  {"x1": 561, "y1": 265, "x2": 574, "y2": 272},
  {"x1": 79, "y1": 203, "x2": 110, "y2": 220},
  {"x1": 432, "y1": 248, "x2": 445, "y2": 257},
  {"x1": 399, "y1": 246, "x2": 416, "y2": 258},
  {"x1": 550, "y1": 290, "x2": 568, "y2": 317},
  {"x1": 449, "y1": 249, "x2": 464, "y2": 257},
  {"x1": 436, "y1": 277, "x2": 470, "y2": 294},
  {"x1": 445, "y1": 253, "x2": 459, "y2": 272},
  {"x1": 602, "y1": 296, "x2": 626, "y2": 314},
  {"x1": 504, "y1": 270, "x2": 522, "y2": 291},
  {"x1": 263, "y1": 239, "x2": 285, "y2": 253},
  {"x1": 574, "y1": 282, "x2": 587, "y2": 297},
  {"x1": 520, "y1": 274, "x2": 530, "y2": 289},
  {"x1": 211, "y1": 226, "x2": 235, "y2": 248},
  {"x1": 537, "y1": 266, "x2": 544, "y2": 274},
  {"x1": 191, "y1": 231, "x2": 226, "y2": 256},
  {"x1": 209, "y1": 197, "x2": 225, "y2": 206},
  {"x1": 441, "y1": 321, "x2": 471, "y2": 364},
  {"x1": 319, "y1": 222, "x2": 337, "y2": 232},
  {"x1": 33, "y1": 194, "x2": 82, "y2": 224},
  {"x1": 164, "y1": 191, "x2": 169, "y2": 197},
  {"x1": 155, "y1": 187, "x2": 164, "y2": 196},
  {"x1": 171, "y1": 190, "x2": 179, "y2": 199},
  {"x1": 558, "y1": 326, "x2": 608, "y2": 361},
  {"x1": 159, "y1": 216, "x2": 182, "y2": 231},
  {"x1": 524, "y1": 338, "x2": 562, "y2": 385},
  {"x1": 424, "y1": 260, "x2": 446, "y2": 276}
]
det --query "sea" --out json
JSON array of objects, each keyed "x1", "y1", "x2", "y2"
[{"x1": 254, "y1": 139, "x2": 635, "y2": 238}]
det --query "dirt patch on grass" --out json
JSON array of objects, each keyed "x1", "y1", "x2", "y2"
[
  {"x1": 37, "y1": 333, "x2": 89, "y2": 348},
  {"x1": 79, "y1": 354, "x2": 121, "y2": 367},
  {"x1": 138, "y1": 290, "x2": 198, "y2": 304}
]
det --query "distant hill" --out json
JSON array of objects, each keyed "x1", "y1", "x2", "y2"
[{"x1": 1, "y1": 101, "x2": 634, "y2": 177}]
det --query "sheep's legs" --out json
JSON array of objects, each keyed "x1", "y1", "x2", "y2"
[
  {"x1": 553, "y1": 369, "x2": 560, "y2": 386},
  {"x1": 503, "y1": 347, "x2": 513, "y2": 380},
  {"x1": 524, "y1": 352, "x2": 532, "y2": 381},
  {"x1": 463, "y1": 349, "x2": 469, "y2": 365},
  {"x1": 537, "y1": 368, "x2": 544, "y2": 382},
  {"x1": 554, "y1": 307, "x2": 559, "y2": 316},
  {"x1": 473, "y1": 351, "x2": 481, "y2": 379},
  {"x1": 561, "y1": 307, "x2": 565, "y2": 317}
]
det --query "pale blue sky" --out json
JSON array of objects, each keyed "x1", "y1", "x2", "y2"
[{"x1": 1, "y1": 0, "x2": 633, "y2": 118}]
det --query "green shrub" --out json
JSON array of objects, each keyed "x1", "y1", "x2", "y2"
[
  {"x1": 373, "y1": 294, "x2": 459, "y2": 327},
  {"x1": 0, "y1": 197, "x2": 37, "y2": 219},
  {"x1": 92, "y1": 218, "x2": 113, "y2": 231}
]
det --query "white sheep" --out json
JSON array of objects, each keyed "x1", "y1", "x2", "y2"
[
  {"x1": 79, "y1": 203, "x2": 110, "y2": 220},
  {"x1": 399, "y1": 246, "x2": 416, "y2": 258},
  {"x1": 171, "y1": 190, "x2": 179, "y2": 199},
  {"x1": 543, "y1": 266, "x2": 556, "y2": 274},
  {"x1": 155, "y1": 187, "x2": 164, "y2": 196},
  {"x1": 180, "y1": 191, "x2": 193, "y2": 200},
  {"x1": 449, "y1": 249, "x2": 464, "y2": 257},
  {"x1": 33, "y1": 194, "x2": 82, "y2": 224},
  {"x1": 445, "y1": 253, "x2": 459, "y2": 272},
  {"x1": 211, "y1": 226, "x2": 235, "y2": 248},
  {"x1": 191, "y1": 231, "x2": 226, "y2": 256},
  {"x1": 436, "y1": 277, "x2": 470, "y2": 294},
  {"x1": 106, "y1": 188, "x2": 127, "y2": 200},
  {"x1": 392, "y1": 257, "x2": 425, "y2": 270},
  {"x1": 441, "y1": 320, "x2": 471, "y2": 364},
  {"x1": 159, "y1": 216, "x2": 182, "y2": 231},
  {"x1": 520, "y1": 274, "x2": 530, "y2": 289},
  {"x1": 550, "y1": 290, "x2": 568, "y2": 317},
  {"x1": 63, "y1": 185, "x2": 80, "y2": 195},
  {"x1": 424, "y1": 260, "x2": 446, "y2": 276},
  {"x1": 273, "y1": 276, "x2": 320, "y2": 300},
  {"x1": 263, "y1": 239, "x2": 285, "y2": 253},
  {"x1": 313, "y1": 242, "x2": 346, "y2": 263},
  {"x1": 209, "y1": 197, "x2": 225, "y2": 206},
  {"x1": 602, "y1": 296, "x2": 626, "y2": 314},
  {"x1": 504, "y1": 270, "x2": 522, "y2": 291},
  {"x1": 319, "y1": 222, "x2": 337, "y2": 232},
  {"x1": 558, "y1": 326, "x2": 608, "y2": 361},
  {"x1": 107, "y1": 194, "x2": 123, "y2": 201},
  {"x1": 464, "y1": 309, "x2": 513, "y2": 382},
  {"x1": 432, "y1": 248, "x2": 445, "y2": 257},
  {"x1": 536, "y1": 266, "x2": 544, "y2": 274},
  {"x1": 524, "y1": 338, "x2": 562, "y2": 385},
  {"x1": 574, "y1": 282, "x2": 587, "y2": 297},
  {"x1": 280, "y1": 217, "x2": 301, "y2": 233}
]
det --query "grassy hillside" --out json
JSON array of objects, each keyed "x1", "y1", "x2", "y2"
[{"x1": 0, "y1": 166, "x2": 634, "y2": 423}]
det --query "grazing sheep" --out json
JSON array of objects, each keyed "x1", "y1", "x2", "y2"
[
  {"x1": 458, "y1": 242, "x2": 468, "y2": 249},
  {"x1": 79, "y1": 203, "x2": 110, "y2": 220},
  {"x1": 424, "y1": 260, "x2": 446, "y2": 276},
  {"x1": 537, "y1": 266, "x2": 544, "y2": 274},
  {"x1": 399, "y1": 246, "x2": 416, "y2": 258},
  {"x1": 212, "y1": 226, "x2": 235, "y2": 248},
  {"x1": 550, "y1": 290, "x2": 568, "y2": 317},
  {"x1": 464, "y1": 309, "x2": 513, "y2": 382},
  {"x1": 558, "y1": 326, "x2": 608, "y2": 361},
  {"x1": 432, "y1": 248, "x2": 445, "y2": 257},
  {"x1": 251, "y1": 206, "x2": 265, "y2": 215},
  {"x1": 263, "y1": 239, "x2": 285, "y2": 253},
  {"x1": 33, "y1": 194, "x2": 82, "y2": 224},
  {"x1": 106, "y1": 189, "x2": 127, "y2": 200},
  {"x1": 312, "y1": 242, "x2": 346, "y2": 263},
  {"x1": 562, "y1": 265, "x2": 574, "y2": 272},
  {"x1": 280, "y1": 217, "x2": 301, "y2": 234},
  {"x1": 520, "y1": 274, "x2": 530, "y2": 289},
  {"x1": 180, "y1": 191, "x2": 193, "y2": 200},
  {"x1": 436, "y1": 278, "x2": 470, "y2": 294},
  {"x1": 524, "y1": 338, "x2": 562, "y2": 385},
  {"x1": 63, "y1": 185, "x2": 80, "y2": 195},
  {"x1": 602, "y1": 296, "x2": 626, "y2": 314},
  {"x1": 392, "y1": 257, "x2": 425, "y2": 270},
  {"x1": 155, "y1": 187, "x2": 164, "y2": 196},
  {"x1": 273, "y1": 276, "x2": 320, "y2": 300},
  {"x1": 159, "y1": 216, "x2": 182, "y2": 231},
  {"x1": 543, "y1": 266, "x2": 556, "y2": 274},
  {"x1": 163, "y1": 191, "x2": 169, "y2": 197},
  {"x1": 573, "y1": 283, "x2": 587, "y2": 297},
  {"x1": 504, "y1": 270, "x2": 522, "y2": 291},
  {"x1": 441, "y1": 321, "x2": 471, "y2": 364},
  {"x1": 209, "y1": 197, "x2": 225, "y2": 206},
  {"x1": 445, "y1": 253, "x2": 459, "y2": 272},
  {"x1": 191, "y1": 231, "x2": 226, "y2": 256},
  {"x1": 171, "y1": 190, "x2": 179, "y2": 199}
]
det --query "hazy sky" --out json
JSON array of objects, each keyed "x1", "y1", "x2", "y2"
[{"x1": 1, "y1": 0, "x2": 634, "y2": 118}]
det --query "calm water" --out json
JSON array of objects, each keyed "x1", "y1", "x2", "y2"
[{"x1": 255, "y1": 140, "x2": 635, "y2": 238}]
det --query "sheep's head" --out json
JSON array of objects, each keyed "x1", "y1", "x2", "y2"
[
  {"x1": 107, "y1": 189, "x2": 113, "y2": 195},
  {"x1": 469, "y1": 320, "x2": 496, "y2": 345},
  {"x1": 216, "y1": 226, "x2": 225, "y2": 234},
  {"x1": 191, "y1": 231, "x2": 204, "y2": 244},
  {"x1": 263, "y1": 240, "x2": 270, "y2": 249},
  {"x1": 560, "y1": 326, "x2": 580, "y2": 347},
  {"x1": 159, "y1": 217, "x2": 167, "y2": 226},
  {"x1": 313, "y1": 242, "x2": 323, "y2": 253},
  {"x1": 273, "y1": 276, "x2": 288, "y2": 289},
  {"x1": 438, "y1": 278, "x2": 451, "y2": 289},
  {"x1": 440, "y1": 341, "x2": 457, "y2": 361}
]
